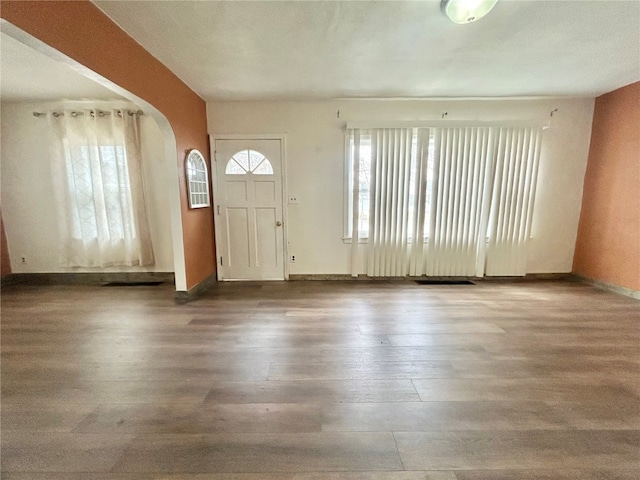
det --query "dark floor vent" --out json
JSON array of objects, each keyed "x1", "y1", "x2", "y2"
[
  {"x1": 414, "y1": 279, "x2": 475, "y2": 285},
  {"x1": 103, "y1": 281, "x2": 165, "y2": 287}
]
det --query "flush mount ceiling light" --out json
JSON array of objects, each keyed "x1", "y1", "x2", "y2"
[{"x1": 441, "y1": 0, "x2": 499, "y2": 24}]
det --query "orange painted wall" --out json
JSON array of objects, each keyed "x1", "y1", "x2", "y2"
[
  {"x1": 573, "y1": 81, "x2": 640, "y2": 291},
  {"x1": 1, "y1": 209, "x2": 12, "y2": 277},
  {"x1": 0, "y1": 0, "x2": 216, "y2": 290}
]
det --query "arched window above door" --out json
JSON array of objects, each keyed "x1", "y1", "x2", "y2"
[{"x1": 225, "y1": 149, "x2": 274, "y2": 175}]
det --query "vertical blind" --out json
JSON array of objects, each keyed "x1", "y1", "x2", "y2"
[
  {"x1": 486, "y1": 127, "x2": 543, "y2": 276},
  {"x1": 365, "y1": 128, "x2": 414, "y2": 277},
  {"x1": 348, "y1": 124, "x2": 543, "y2": 278},
  {"x1": 424, "y1": 127, "x2": 496, "y2": 277}
]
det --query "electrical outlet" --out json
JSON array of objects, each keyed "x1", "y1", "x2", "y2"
[
  {"x1": 21, "y1": 256, "x2": 27, "y2": 264},
  {"x1": 288, "y1": 196, "x2": 299, "y2": 204},
  {"x1": 290, "y1": 255, "x2": 296, "y2": 263}
]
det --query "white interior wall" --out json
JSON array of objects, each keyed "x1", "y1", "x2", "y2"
[
  {"x1": 207, "y1": 98, "x2": 595, "y2": 275},
  {"x1": 0, "y1": 101, "x2": 174, "y2": 273}
]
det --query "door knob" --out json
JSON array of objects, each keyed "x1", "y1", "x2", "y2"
[{"x1": 275, "y1": 221, "x2": 282, "y2": 227}]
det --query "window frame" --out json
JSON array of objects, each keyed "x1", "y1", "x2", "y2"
[
  {"x1": 343, "y1": 132, "x2": 370, "y2": 244},
  {"x1": 72, "y1": 144, "x2": 131, "y2": 241},
  {"x1": 343, "y1": 129, "x2": 433, "y2": 244}
]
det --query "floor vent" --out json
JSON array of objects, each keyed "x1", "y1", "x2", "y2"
[
  {"x1": 103, "y1": 281, "x2": 165, "y2": 287},
  {"x1": 414, "y1": 279, "x2": 475, "y2": 285}
]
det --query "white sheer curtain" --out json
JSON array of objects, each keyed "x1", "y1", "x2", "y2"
[{"x1": 50, "y1": 109, "x2": 154, "y2": 267}]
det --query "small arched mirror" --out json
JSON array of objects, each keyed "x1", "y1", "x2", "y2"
[{"x1": 185, "y1": 149, "x2": 211, "y2": 208}]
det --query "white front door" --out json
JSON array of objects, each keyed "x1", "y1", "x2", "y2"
[{"x1": 214, "y1": 138, "x2": 285, "y2": 280}]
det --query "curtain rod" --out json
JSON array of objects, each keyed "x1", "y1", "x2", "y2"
[
  {"x1": 345, "y1": 120, "x2": 549, "y2": 130},
  {"x1": 346, "y1": 109, "x2": 558, "y2": 131},
  {"x1": 33, "y1": 109, "x2": 144, "y2": 118}
]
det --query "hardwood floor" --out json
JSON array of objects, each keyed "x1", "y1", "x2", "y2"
[{"x1": 1, "y1": 279, "x2": 639, "y2": 479}]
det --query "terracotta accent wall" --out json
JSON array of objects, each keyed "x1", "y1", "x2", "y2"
[
  {"x1": 1, "y1": 209, "x2": 12, "y2": 277},
  {"x1": 573, "y1": 81, "x2": 640, "y2": 291},
  {"x1": 0, "y1": 0, "x2": 216, "y2": 290}
]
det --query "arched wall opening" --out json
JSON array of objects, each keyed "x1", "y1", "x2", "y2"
[
  {"x1": 1, "y1": 23, "x2": 187, "y2": 290},
  {"x1": 1, "y1": 1, "x2": 217, "y2": 293}
]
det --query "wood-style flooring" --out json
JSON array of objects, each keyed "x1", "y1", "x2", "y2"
[{"x1": 1, "y1": 279, "x2": 639, "y2": 479}]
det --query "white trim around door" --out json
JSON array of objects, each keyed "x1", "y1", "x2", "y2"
[{"x1": 211, "y1": 134, "x2": 288, "y2": 281}]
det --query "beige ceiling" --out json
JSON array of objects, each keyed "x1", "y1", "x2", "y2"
[
  {"x1": 0, "y1": 32, "x2": 123, "y2": 102},
  {"x1": 94, "y1": 0, "x2": 640, "y2": 100}
]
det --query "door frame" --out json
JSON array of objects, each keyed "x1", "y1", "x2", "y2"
[{"x1": 210, "y1": 134, "x2": 289, "y2": 281}]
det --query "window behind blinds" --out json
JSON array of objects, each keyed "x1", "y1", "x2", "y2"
[{"x1": 346, "y1": 124, "x2": 543, "y2": 277}]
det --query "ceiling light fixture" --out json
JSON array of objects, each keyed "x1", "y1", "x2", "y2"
[{"x1": 441, "y1": 0, "x2": 499, "y2": 24}]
